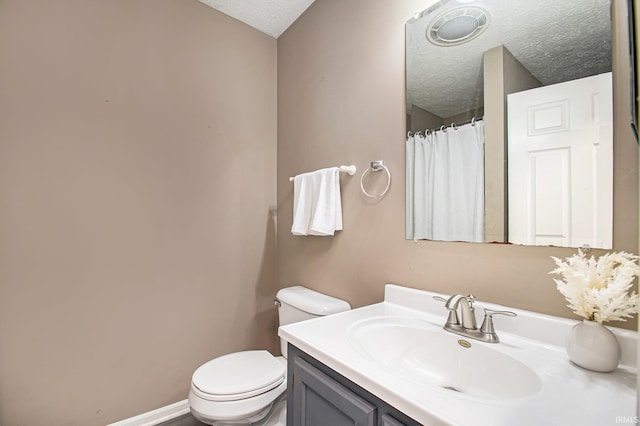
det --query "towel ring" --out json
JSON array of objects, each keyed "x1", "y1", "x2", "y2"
[{"x1": 360, "y1": 160, "x2": 391, "y2": 199}]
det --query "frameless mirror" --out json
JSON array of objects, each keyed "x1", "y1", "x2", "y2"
[{"x1": 405, "y1": 0, "x2": 618, "y2": 248}]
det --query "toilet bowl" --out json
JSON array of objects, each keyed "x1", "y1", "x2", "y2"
[
  {"x1": 188, "y1": 286, "x2": 351, "y2": 425},
  {"x1": 189, "y1": 351, "x2": 287, "y2": 425}
]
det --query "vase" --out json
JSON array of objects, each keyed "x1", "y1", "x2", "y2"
[{"x1": 566, "y1": 320, "x2": 621, "y2": 372}]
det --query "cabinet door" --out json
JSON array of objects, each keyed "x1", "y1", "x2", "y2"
[
  {"x1": 292, "y1": 357, "x2": 376, "y2": 426},
  {"x1": 380, "y1": 413, "x2": 408, "y2": 426}
]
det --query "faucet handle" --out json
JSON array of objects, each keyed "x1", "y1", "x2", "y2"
[
  {"x1": 484, "y1": 308, "x2": 517, "y2": 318},
  {"x1": 480, "y1": 309, "x2": 517, "y2": 334},
  {"x1": 432, "y1": 295, "x2": 459, "y2": 325}
]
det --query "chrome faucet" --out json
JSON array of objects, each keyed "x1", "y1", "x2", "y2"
[{"x1": 434, "y1": 294, "x2": 517, "y2": 343}]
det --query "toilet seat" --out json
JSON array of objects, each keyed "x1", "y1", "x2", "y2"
[
  {"x1": 191, "y1": 350, "x2": 285, "y2": 402},
  {"x1": 189, "y1": 351, "x2": 287, "y2": 423}
]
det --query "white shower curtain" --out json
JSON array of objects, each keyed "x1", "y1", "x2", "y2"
[{"x1": 406, "y1": 121, "x2": 485, "y2": 242}]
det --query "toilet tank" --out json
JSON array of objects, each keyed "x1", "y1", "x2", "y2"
[{"x1": 275, "y1": 286, "x2": 351, "y2": 357}]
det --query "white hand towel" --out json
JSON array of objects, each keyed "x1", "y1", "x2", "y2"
[
  {"x1": 291, "y1": 171, "x2": 314, "y2": 236},
  {"x1": 309, "y1": 167, "x2": 342, "y2": 235},
  {"x1": 291, "y1": 167, "x2": 343, "y2": 236}
]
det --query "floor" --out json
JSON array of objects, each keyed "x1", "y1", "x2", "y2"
[
  {"x1": 158, "y1": 413, "x2": 207, "y2": 426},
  {"x1": 160, "y1": 394, "x2": 286, "y2": 426}
]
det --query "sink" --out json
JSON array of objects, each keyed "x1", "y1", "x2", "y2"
[{"x1": 348, "y1": 316, "x2": 542, "y2": 400}]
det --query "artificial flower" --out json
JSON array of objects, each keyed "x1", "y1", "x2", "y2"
[{"x1": 550, "y1": 251, "x2": 640, "y2": 323}]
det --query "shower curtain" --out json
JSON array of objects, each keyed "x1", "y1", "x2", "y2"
[{"x1": 406, "y1": 121, "x2": 485, "y2": 242}]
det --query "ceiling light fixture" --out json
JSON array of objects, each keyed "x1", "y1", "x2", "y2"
[{"x1": 426, "y1": 6, "x2": 489, "y2": 47}]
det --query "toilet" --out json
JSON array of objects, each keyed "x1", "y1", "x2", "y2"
[{"x1": 188, "y1": 286, "x2": 351, "y2": 425}]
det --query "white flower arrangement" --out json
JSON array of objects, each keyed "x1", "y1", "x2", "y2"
[{"x1": 550, "y1": 251, "x2": 640, "y2": 323}]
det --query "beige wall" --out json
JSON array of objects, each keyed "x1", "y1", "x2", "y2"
[
  {"x1": 408, "y1": 105, "x2": 485, "y2": 134},
  {"x1": 484, "y1": 45, "x2": 542, "y2": 242},
  {"x1": 444, "y1": 108, "x2": 485, "y2": 125},
  {"x1": 407, "y1": 104, "x2": 442, "y2": 133},
  {"x1": 0, "y1": 1, "x2": 277, "y2": 425},
  {"x1": 612, "y1": 0, "x2": 640, "y2": 254},
  {"x1": 636, "y1": 0, "x2": 640, "y2": 411},
  {"x1": 1, "y1": 0, "x2": 637, "y2": 424},
  {"x1": 277, "y1": 0, "x2": 638, "y2": 332}
]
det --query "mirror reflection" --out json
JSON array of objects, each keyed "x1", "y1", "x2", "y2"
[{"x1": 405, "y1": 0, "x2": 614, "y2": 248}]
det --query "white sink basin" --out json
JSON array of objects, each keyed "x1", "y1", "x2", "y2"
[{"x1": 348, "y1": 316, "x2": 542, "y2": 400}]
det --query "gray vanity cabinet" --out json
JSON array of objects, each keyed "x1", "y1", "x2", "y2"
[
  {"x1": 291, "y1": 357, "x2": 375, "y2": 425},
  {"x1": 287, "y1": 345, "x2": 421, "y2": 426}
]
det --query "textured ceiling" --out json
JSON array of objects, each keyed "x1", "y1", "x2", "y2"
[
  {"x1": 406, "y1": 0, "x2": 612, "y2": 119},
  {"x1": 198, "y1": 0, "x2": 316, "y2": 38}
]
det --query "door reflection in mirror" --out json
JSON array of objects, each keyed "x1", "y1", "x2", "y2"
[{"x1": 507, "y1": 73, "x2": 613, "y2": 248}]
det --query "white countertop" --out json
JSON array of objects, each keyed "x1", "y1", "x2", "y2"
[{"x1": 278, "y1": 284, "x2": 637, "y2": 426}]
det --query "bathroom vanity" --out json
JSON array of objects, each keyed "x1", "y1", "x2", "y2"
[
  {"x1": 287, "y1": 345, "x2": 420, "y2": 425},
  {"x1": 279, "y1": 284, "x2": 637, "y2": 426}
]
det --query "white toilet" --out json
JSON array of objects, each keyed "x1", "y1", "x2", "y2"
[{"x1": 188, "y1": 286, "x2": 351, "y2": 425}]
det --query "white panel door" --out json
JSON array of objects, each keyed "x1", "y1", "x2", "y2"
[{"x1": 507, "y1": 72, "x2": 613, "y2": 248}]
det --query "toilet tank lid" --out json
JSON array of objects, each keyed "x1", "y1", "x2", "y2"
[{"x1": 276, "y1": 286, "x2": 351, "y2": 315}]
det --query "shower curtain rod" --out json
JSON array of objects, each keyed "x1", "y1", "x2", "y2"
[{"x1": 409, "y1": 116, "x2": 484, "y2": 138}]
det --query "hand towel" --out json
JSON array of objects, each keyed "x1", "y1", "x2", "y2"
[{"x1": 291, "y1": 167, "x2": 343, "y2": 236}]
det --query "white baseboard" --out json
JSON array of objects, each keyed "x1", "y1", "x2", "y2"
[{"x1": 106, "y1": 399, "x2": 190, "y2": 426}]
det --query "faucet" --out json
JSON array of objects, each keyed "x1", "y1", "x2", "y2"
[
  {"x1": 444, "y1": 294, "x2": 477, "y2": 330},
  {"x1": 434, "y1": 294, "x2": 517, "y2": 343}
]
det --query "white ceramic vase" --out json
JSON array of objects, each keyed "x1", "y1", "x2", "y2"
[{"x1": 566, "y1": 320, "x2": 621, "y2": 372}]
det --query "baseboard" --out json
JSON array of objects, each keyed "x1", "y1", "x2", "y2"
[{"x1": 106, "y1": 399, "x2": 190, "y2": 426}]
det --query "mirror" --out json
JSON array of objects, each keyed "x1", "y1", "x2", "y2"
[{"x1": 405, "y1": 0, "x2": 620, "y2": 248}]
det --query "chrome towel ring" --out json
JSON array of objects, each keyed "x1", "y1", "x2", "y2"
[{"x1": 360, "y1": 160, "x2": 391, "y2": 199}]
